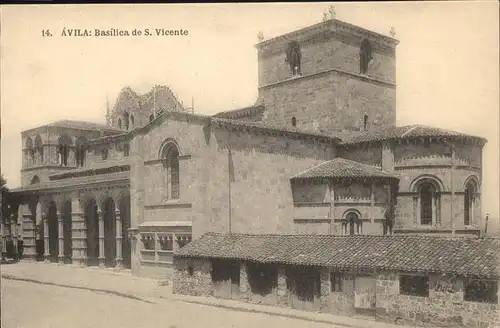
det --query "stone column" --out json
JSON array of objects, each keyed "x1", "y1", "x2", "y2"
[
  {"x1": 115, "y1": 209, "x2": 123, "y2": 268},
  {"x1": 328, "y1": 181, "x2": 335, "y2": 234},
  {"x1": 20, "y1": 204, "x2": 36, "y2": 260},
  {"x1": 69, "y1": 147, "x2": 76, "y2": 166},
  {"x1": 57, "y1": 211, "x2": 64, "y2": 263},
  {"x1": 98, "y1": 208, "x2": 105, "y2": 267},
  {"x1": 277, "y1": 265, "x2": 288, "y2": 307},
  {"x1": 239, "y1": 261, "x2": 250, "y2": 302},
  {"x1": 71, "y1": 198, "x2": 87, "y2": 267},
  {"x1": 0, "y1": 220, "x2": 6, "y2": 261},
  {"x1": 320, "y1": 268, "x2": 331, "y2": 312},
  {"x1": 370, "y1": 181, "x2": 376, "y2": 223},
  {"x1": 43, "y1": 213, "x2": 50, "y2": 262},
  {"x1": 11, "y1": 215, "x2": 18, "y2": 260}
]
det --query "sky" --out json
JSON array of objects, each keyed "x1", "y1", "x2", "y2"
[{"x1": 1, "y1": 3, "x2": 499, "y2": 220}]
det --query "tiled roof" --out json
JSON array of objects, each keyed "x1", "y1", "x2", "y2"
[
  {"x1": 10, "y1": 171, "x2": 129, "y2": 193},
  {"x1": 213, "y1": 105, "x2": 265, "y2": 120},
  {"x1": 340, "y1": 125, "x2": 487, "y2": 146},
  {"x1": 176, "y1": 233, "x2": 500, "y2": 278},
  {"x1": 45, "y1": 120, "x2": 123, "y2": 132},
  {"x1": 49, "y1": 161, "x2": 131, "y2": 180},
  {"x1": 291, "y1": 158, "x2": 397, "y2": 180},
  {"x1": 212, "y1": 117, "x2": 342, "y2": 142}
]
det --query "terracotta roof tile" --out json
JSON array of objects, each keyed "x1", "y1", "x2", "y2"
[
  {"x1": 340, "y1": 125, "x2": 487, "y2": 146},
  {"x1": 212, "y1": 117, "x2": 342, "y2": 142},
  {"x1": 10, "y1": 171, "x2": 129, "y2": 193},
  {"x1": 291, "y1": 158, "x2": 397, "y2": 180},
  {"x1": 175, "y1": 233, "x2": 500, "y2": 278},
  {"x1": 45, "y1": 120, "x2": 123, "y2": 132}
]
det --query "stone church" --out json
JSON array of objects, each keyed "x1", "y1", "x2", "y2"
[{"x1": 10, "y1": 16, "x2": 497, "y2": 327}]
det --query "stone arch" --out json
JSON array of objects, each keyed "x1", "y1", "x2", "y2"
[
  {"x1": 47, "y1": 200, "x2": 59, "y2": 262},
  {"x1": 463, "y1": 175, "x2": 480, "y2": 191},
  {"x1": 158, "y1": 138, "x2": 182, "y2": 159},
  {"x1": 30, "y1": 175, "x2": 40, "y2": 185},
  {"x1": 342, "y1": 209, "x2": 362, "y2": 235},
  {"x1": 57, "y1": 134, "x2": 73, "y2": 166},
  {"x1": 25, "y1": 137, "x2": 34, "y2": 167},
  {"x1": 117, "y1": 193, "x2": 131, "y2": 269},
  {"x1": 34, "y1": 134, "x2": 43, "y2": 165},
  {"x1": 75, "y1": 136, "x2": 88, "y2": 167},
  {"x1": 124, "y1": 112, "x2": 130, "y2": 130},
  {"x1": 101, "y1": 196, "x2": 117, "y2": 267},
  {"x1": 83, "y1": 197, "x2": 99, "y2": 266},
  {"x1": 410, "y1": 174, "x2": 445, "y2": 193},
  {"x1": 25, "y1": 137, "x2": 33, "y2": 149},
  {"x1": 411, "y1": 175, "x2": 443, "y2": 226},
  {"x1": 360, "y1": 38, "x2": 372, "y2": 74},
  {"x1": 160, "y1": 140, "x2": 181, "y2": 200},
  {"x1": 463, "y1": 175, "x2": 479, "y2": 226},
  {"x1": 286, "y1": 40, "x2": 301, "y2": 76}
]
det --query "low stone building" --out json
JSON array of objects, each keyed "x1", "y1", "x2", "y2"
[{"x1": 173, "y1": 233, "x2": 500, "y2": 328}]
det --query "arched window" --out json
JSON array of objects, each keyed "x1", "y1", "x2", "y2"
[
  {"x1": 75, "y1": 137, "x2": 88, "y2": 167},
  {"x1": 149, "y1": 114, "x2": 154, "y2": 122},
  {"x1": 416, "y1": 182, "x2": 439, "y2": 225},
  {"x1": 363, "y1": 115, "x2": 368, "y2": 131},
  {"x1": 25, "y1": 137, "x2": 34, "y2": 167},
  {"x1": 124, "y1": 112, "x2": 130, "y2": 130},
  {"x1": 123, "y1": 143, "x2": 130, "y2": 157},
  {"x1": 162, "y1": 142, "x2": 180, "y2": 200},
  {"x1": 360, "y1": 39, "x2": 372, "y2": 74},
  {"x1": 101, "y1": 148, "x2": 108, "y2": 160},
  {"x1": 118, "y1": 118, "x2": 122, "y2": 129},
  {"x1": 34, "y1": 135, "x2": 43, "y2": 165},
  {"x1": 30, "y1": 175, "x2": 40, "y2": 185},
  {"x1": 130, "y1": 115, "x2": 135, "y2": 128},
  {"x1": 464, "y1": 180, "x2": 477, "y2": 226},
  {"x1": 342, "y1": 211, "x2": 362, "y2": 235},
  {"x1": 286, "y1": 41, "x2": 302, "y2": 76},
  {"x1": 291, "y1": 116, "x2": 297, "y2": 127},
  {"x1": 57, "y1": 134, "x2": 72, "y2": 167}
]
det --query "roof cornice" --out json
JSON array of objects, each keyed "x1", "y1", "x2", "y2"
[{"x1": 255, "y1": 19, "x2": 399, "y2": 51}]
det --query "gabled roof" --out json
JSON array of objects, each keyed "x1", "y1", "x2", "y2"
[
  {"x1": 44, "y1": 120, "x2": 123, "y2": 133},
  {"x1": 175, "y1": 233, "x2": 500, "y2": 278},
  {"x1": 291, "y1": 158, "x2": 397, "y2": 180},
  {"x1": 213, "y1": 104, "x2": 265, "y2": 120},
  {"x1": 340, "y1": 125, "x2": 487, "y2": 146}
]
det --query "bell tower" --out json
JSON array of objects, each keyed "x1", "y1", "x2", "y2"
[{"x1": 255, "y1": 18, "x2": 399, "y2": 134}]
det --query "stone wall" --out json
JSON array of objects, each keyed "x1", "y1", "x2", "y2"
[
  {"x1": 337, "y1": 145, "x2": 383, "y2": 167},
  {"x1": 173, "y1": 259, "x2": 499, "y2": 328},
  {"x1": 208, "y1": 127, "x2": 334, "y2": 235},
  {"x1": 172, "y1": 257, "x2": 212, "y2": 297},
  {"x1": 259, "y1": 71, "x2": 396, "y2": 134},
  {"x1": 376, "y1": 272, "x2": 500, "y2": 328}
]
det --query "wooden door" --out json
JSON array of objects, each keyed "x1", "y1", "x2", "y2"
[{"x1": 354, "y1": 276, "x2": 376, "y2": 315}]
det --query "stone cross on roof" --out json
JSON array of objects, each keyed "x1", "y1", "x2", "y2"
[
  {"x1": 329, "y1": 5, "x2": 336, "y2": 20},
  {"x1": 257, "y1": 31, "x2": 264, "y2": 42},
  {"x1": 390, "y1": 26, "x2": 396, "y2": 37}
]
